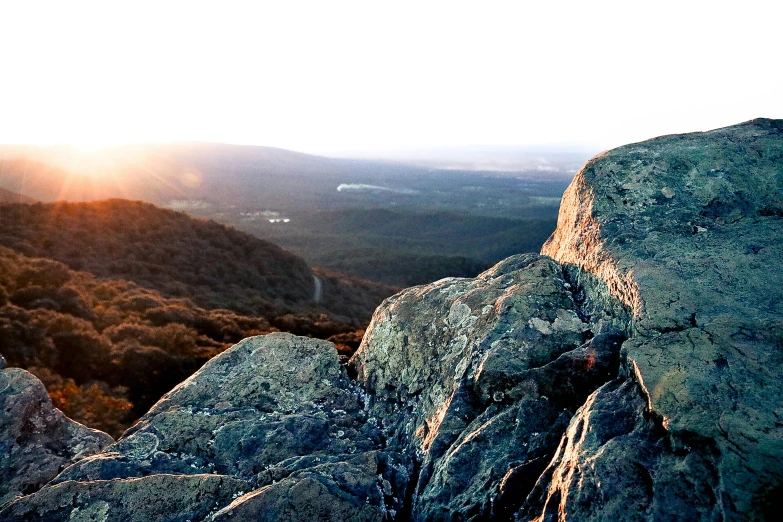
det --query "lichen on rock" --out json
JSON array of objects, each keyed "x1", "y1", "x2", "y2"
[
  {"x1": 348, "y1": 253, "x2": 630, "y2": 519},
  {"x1": 538, "y1": 118, "x2": 783, "y2": 521}
]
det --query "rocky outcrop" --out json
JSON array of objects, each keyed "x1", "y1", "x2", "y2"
[
  {"x1": 0, "y1": 359, "x2": 113, "y2": 507},
  {"x1": 50, "y1": 333, "x2": 372, "y2": 485},
  {"x1": 350, "y1": 254, "x2": 630, "y2": 519},
  {"x1": 6, "y1": 333, "x2": 388, "y2": 521},
  {"x1": 1, "y1": 257, "x2": 629, "y2": 521},
  {"x1": 538, "y1": 118, "x2": 783, "y2": 520},
  {"x1": 1, "y1": 119, "x2": 781, "y2": 520},
  {"x1": 0, "y1": 474, "x2": 248, "y2": 522}
]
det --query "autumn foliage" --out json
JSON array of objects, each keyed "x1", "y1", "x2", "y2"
[
  {"x1": 0, "y1": 245, "x2": 280, "y2": 436},
  {"x1": 0, "y1": 201, "x2": 394, "y2": 437}
]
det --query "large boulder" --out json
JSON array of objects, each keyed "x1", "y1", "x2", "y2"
[
  {"x1": 350, "y1": 254, "x2": 630, "y2": 519},
  {"x1": 52, "y1": 333, "x2": 374, "y2": 485},
  {"x1": 1, "y1": 333, "x2": 388, "y2": 521},
  {"x1": 538, "y1": 117, "x2": 783, "y2": 520}
]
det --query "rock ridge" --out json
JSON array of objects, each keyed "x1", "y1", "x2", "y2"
[{"x1": 1, "y1": 118, "x2": 781, "y2": 520}]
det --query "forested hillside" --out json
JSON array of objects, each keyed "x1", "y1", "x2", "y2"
[
  {"x1": 0, "y1": 200, "x2": 395, "y2": 323},
  {"x1": 0, "y1": 245, "x2": 277, "y2": 436},
  {"x1": 0, "y1": 187, "x2": 34, "y2": 204},
  {"x1": 0, "y1": 143, "x2": 576, "y2": 288},
  {"x1": 250, "y1": 209, "x2": 557, "y2": 286},
  {"x1": 0, "y1": 201, "x2": 398, "y2": 436}
]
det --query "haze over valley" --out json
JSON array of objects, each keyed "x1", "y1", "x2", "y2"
[{"x1": 0, "y1": 143, "x2": 585, "y2": 285}]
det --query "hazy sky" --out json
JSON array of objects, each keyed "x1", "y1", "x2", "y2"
[{"x1": 1, "y1": 1, "x2": 779, "y2": 154}]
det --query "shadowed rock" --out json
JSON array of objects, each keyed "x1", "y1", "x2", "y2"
[
  {"x1": 350, "y1": 254, "x2": 629, "y2": 519},
  {"x1": 0, "y1": 474, "x2": 248, "y2": 522},
  {"x1": 0, "y1": 365, "x2": 113, "y2": 507},
  {"x1": 53, "y1": 333, "x2": 377, "y2": 486},
  {"x1": 208, "y1": 452, "x2": 387, "y2": 522},
  {"x1": 2, "y1": 333, "x2": 388, "y2": 520}
]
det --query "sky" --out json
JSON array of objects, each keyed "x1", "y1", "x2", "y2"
[{"x1": 1, "y1": 0, "x2": 780, "y2": 155}]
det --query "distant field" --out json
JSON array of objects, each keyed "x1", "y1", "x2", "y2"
[{"x1": 223, "y1": 208, "x2": 559, "y2": 286}]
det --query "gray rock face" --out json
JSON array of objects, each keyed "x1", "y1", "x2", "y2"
[
  {"x1": 1, "y1": 333, "x2": 390, "y2": 521},
  {"x1": 1, "y1": 119, "x2": 781, "y2": 521},
  {"x1": 24, "y1": 333, "x2": 387, "y2": 521},
  {"x1": 540, "y1": 118, "x2": 783, "y2": 520},
  {"x1": 53, "y1": 333, "x2": 373, "y2": 485},
  {"x1": 519, "y1": 364, "x2": 726, "y2": 521},
  {"x1": 208, "y1": 452, "x2": 387, "y2": 522},
  {"x1": 0, "y1": 366, "x2": 113, "y2": 507},
  {"x1": 351, "y1": 254, "x2": 630, "y2": 519},
  {"x1": 0, "y1": 474, "x2": 248, "y2": 522}
]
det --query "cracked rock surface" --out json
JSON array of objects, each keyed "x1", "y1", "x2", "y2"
[
  {"x1": 539, "y1": 117, "x2": 783, "y2": 520},
  {"x1": 0, "y1": 362, "x2": 113, "y2": 507},
  {"x1": 350, "y1": 254, "x2": 629, "y2": 519},
  {"x1": 1, "y1": 118, "x2": 781, "y2": 520}
]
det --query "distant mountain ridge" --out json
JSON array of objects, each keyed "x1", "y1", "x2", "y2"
[
  {"x1": 0, "y1": 142, "x2": 579, "y2": 213},
  {"x1": 0, "y1": 186, "x2": 35, "y2": 204},
  {"x1": 0, "y1": 143, "x2": 434, "y2": 207}
]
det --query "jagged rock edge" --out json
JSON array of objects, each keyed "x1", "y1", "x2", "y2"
[{"x1": 542, "y1": 166, "x2": 642, "y2": 315}]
